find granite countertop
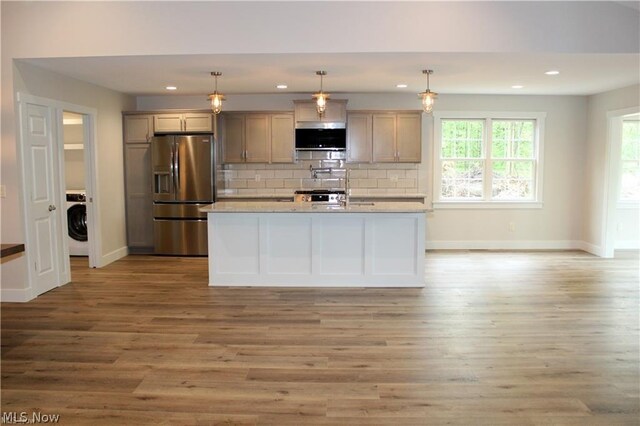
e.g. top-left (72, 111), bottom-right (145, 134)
top-left (201, 201), bottom-right (428, 213)
top-left (217, 193), bottom-right (426, 200)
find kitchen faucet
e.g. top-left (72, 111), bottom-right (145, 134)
top-left (342, 168), bottom-right (350, 207)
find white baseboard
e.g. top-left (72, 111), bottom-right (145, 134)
top-left (577, 241), bottom-right (603, 256)
top-left (1, 287), bottom-right (33, 303)
top-left (426, 240), bottom-right (584, 251)
top-left (95, 246), bottom-right (128, 268)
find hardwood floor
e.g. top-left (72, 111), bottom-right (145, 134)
top-left (2, 251), bottom-right (638, 425)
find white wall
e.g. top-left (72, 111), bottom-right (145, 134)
top-left (1, 61), bottom-right (135, 296)
top-left (616, 207), bottom-right (640, 249)
top-left (583, 85), bottom-right (640, 253)
top-left (63, 122), bottom-right (85, 190)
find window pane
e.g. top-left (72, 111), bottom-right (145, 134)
top-left (621, 121), bottom-right (639, 161)
top-left (441, 160), bottom-right (484, 199)
top-left (620, 121), bottom-right (640, 201)
top-left (492, 120), bottom-right (535, 159)
top-left (492, 160), bottom-right (534, 200)
top-left (441, 120), bottom-right (483, 159)
top-left (620, 160), bottom-right (640, 201)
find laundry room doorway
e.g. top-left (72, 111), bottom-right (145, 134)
top-left (62, 110), bottom-right (97, 273)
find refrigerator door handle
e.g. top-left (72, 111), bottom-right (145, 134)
top-left (175, 142), bottom-right (180, 192)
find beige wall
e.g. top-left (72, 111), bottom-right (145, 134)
top-left (583, 84), bottom-right (640, 252)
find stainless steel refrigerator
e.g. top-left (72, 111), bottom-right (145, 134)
top-left (151, 134), bottom-right (215, 255)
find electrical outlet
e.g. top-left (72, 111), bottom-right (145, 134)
top-left (255, 174), bottom-right (261, 182)
top-left (390, 174), bottom-right (398, 182)
top-left (508, 222), bottom-right (515, 232)
top-left (0, 185), bottom-right (5, 198)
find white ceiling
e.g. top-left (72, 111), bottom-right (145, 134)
top-left (23, 51), bottom-right (639, 97)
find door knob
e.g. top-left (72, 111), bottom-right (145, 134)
top-left (48, 205), bottom-right (56, 212)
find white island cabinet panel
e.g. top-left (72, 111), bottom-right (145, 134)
top-left (213, 215), bottom-right (260, 274)
top-left (318, 215), bottom-right (366, 275)
top-left (372, 216), bottom-right (419, 275)
top-left (206, 203), bottom-right (426, 287)
top-left (265, 215), bottom-right (312, 274)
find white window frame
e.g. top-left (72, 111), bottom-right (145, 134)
top-left (617, 118), bottom-right (640, 208)
top-left (432, 111), bottom-right (546, 209)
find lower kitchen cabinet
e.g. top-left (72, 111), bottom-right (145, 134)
top-left (124, 143), bottom-right (154, 251)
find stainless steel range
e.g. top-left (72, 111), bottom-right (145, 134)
top-left (294, 189), bottom-right (345, 204)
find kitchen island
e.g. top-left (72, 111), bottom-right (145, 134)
top-left (201, 201), bottom-right (427, 287)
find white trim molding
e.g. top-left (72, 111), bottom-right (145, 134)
top-left (96, 246), bottom-right (129, 268)
top-left (426, 240), bottom-right (585, 251)
top-left (432, 111), bottom-right (546, 208)
top-left (1, 287), bottom-right (34, 303)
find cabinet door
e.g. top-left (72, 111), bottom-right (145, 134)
top-left (323, 101), bottom-right (347, 122)
top-left (346, 113), bottom-right (372, 163)
top-left (245, 114), bottom-right (270, 163)
top-left (124, 144), bottom-right (153, 248)
top-left (372, 114), bottom-right (397, 163)
top-left (124, 115), bottom-right (153, 143)
top-left (154, 114), bottom-right (183, 133)
top-left (294, 102), bottom-right (321, 122)
top-left (396, 114), bottom-right (422, 163)
top-left (184, 113), bottom-right (213, 132)
top-left (270, 114), bottom-right (295, 163)
top-left (222, 114), bottom-right (245, 163)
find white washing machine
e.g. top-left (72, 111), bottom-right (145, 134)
top-left (66, 190), bottom-right (88, 256)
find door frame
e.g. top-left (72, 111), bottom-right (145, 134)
top-left (16, 93), bottom-right (100, 298)
top-left (601, 106), bottom-right (640, 258)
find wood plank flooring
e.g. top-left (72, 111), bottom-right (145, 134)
top-left (2, 251), bottom-right (638, 425)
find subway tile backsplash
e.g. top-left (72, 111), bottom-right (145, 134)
top-left (218, 159), bottom-right (423, 196)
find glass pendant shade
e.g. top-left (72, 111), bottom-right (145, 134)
top-left (314, 92), bottom-right (328, 115)
top-left (421, 91), bottom-right (436, 114)
top-left (312, 71), bottom-right (330, 116)
top-left (418, 69), bottom-right (437, 114)
top-left (209, 92), bottom-right (224, 114)
top-left (207, 72), bottom-right (225, 114)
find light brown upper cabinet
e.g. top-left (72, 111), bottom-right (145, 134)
top-left (346, 113), bottom-right (372, 163)
top-left (270, 114), bottom-right (295, 163)
top-left (372, 112), bottom-right (422, 163)
top-left (124, 115), bottom-right (154, 143)
top-left (221, 113), bottom-right (271, 163)
top-left (154, 113), bottom-right (213, 133)
top-left (294, 100), bottom-right (347, 123)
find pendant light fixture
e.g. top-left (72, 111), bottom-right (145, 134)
top-left (208, 71), bottom-right (225, 114)
top-left (418, 69), bottom-right (437, 114)
top-left (312, 71), bottom-right (330, 116)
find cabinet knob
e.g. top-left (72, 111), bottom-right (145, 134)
top-left (48, 205), bottom-right (56, 212)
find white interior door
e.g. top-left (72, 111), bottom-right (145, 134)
top-left (21, 100), bottom-right (64, 296)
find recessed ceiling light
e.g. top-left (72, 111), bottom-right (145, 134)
top-left (276, 84), bottom-right (288, 89)
top-left (512, 85), bottom-right (524, 89)
top-left (545, 70), bottom-right (560, 75)
top-left (165, 86), bottom-right (177, 91)
top-left (396, 84), bottom-right (408, 88)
